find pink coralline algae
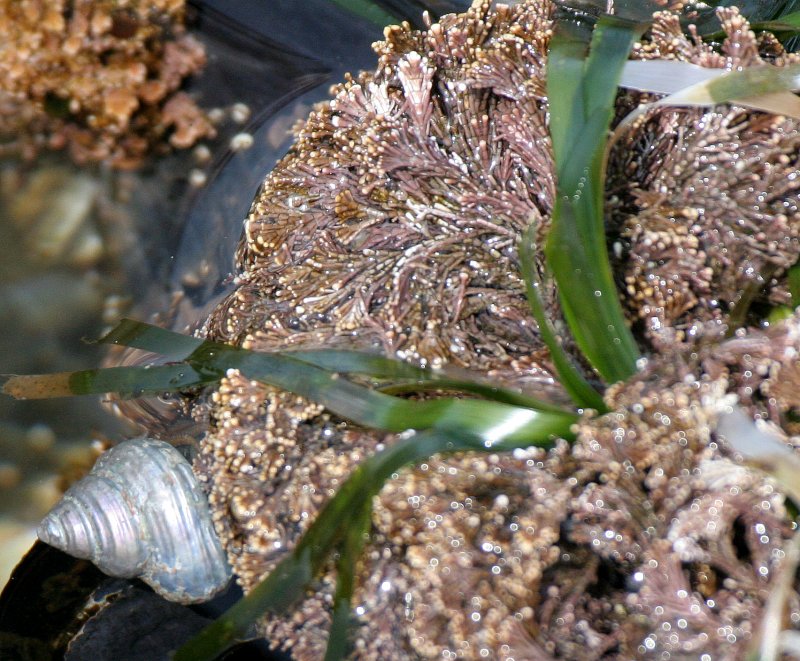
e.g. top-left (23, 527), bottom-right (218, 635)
top-left (180, 2), bottom-right (800, 658)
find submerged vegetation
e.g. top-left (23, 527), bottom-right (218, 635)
top-left (9, 0), bottom-right (800, 658)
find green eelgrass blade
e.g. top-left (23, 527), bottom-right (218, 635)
top-left (789, 263), bottom-right (800, 307)
top-left (99, 319), bottom-right (434, 378)
top-left (69, 364), bottom-right (212, 397)
top-left (753, 12), bottom-right (800, 32)
top-left (175, 423), bottom-right (565, 661)
top-left (5, 321), bottom-right (576, 445)
top-left (689, 62), bottom-right (800, 105)
top-left (771, 261), bottom-right (800, 320)
top-left (518, 226), bottom-right (605, 411)
top-left (325, 570), bottom-right (357, 661)
top-left (545, 16), bottom-right (642, 385)
top-left (328, 0), bottom-right (400, 27)
top-left (99, 318), bottom-right (203, 360)
top-left (289, 349), bottom-right (433, 378)
top-left (94, 319), bottom-right (560, 411)
top-left (186, 341), bottom-right (576, 446)
top-left (619, 59), bottom-right (800, 118)
top-left (288, 350), bottom-right (561, 411)
top-left (324, 502), bottom-right (371, 661)
top-left (377, 378), bottom-right (563, 411)
top-left (2, 364), bottom-right (213, 400)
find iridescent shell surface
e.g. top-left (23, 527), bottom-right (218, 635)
top-left (37, 438), bottom-right (231, 604)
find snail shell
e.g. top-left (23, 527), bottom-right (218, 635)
top-left (37, 438), bottom-right (232, 604)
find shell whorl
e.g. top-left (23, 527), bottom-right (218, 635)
top-left (37, 438), bottom-right (232, 604)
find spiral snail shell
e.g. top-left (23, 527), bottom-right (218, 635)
top-left (37, 438), bottom-right (232, 604)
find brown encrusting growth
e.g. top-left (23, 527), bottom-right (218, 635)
top-left (191, 2), bottom-right (800, 659)
top-left (0, 0), bottom-right (214, 167)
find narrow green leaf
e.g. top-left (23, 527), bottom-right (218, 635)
top-left (377, 377), bottom-right (564, 412)
top-left (607, 0), bottom-right (683, 23)
top-left (174, 546), bottom-right (315, 661)
top-left (2, 364), bottom-right (212, 400)
top-left (97, 320), bottom-right (561, 411)
top-left (789, 263), bottom-right (800, 307)
top-left (99, 318), bottom-right (203, 360)
top-left (289, 349), bottom-right (432, 379)
top-left (325, 582), bottom-right (356, 661)
top-left (753, 13), bottom-right (800, 31)
top-left (545, 25), bottom-right (587, 173)
top-left (328, 0), bottom-right (400, 28)
top-left (545, 16), bottom-right (642, 384)
top-left (547, 199), bottom-right (640, 383)
top-left (5, 321), bottom-right (576, 445)
top-left (325, 503), bottom-right (371, 661)
top-left (706, 62), bottom-right (800, 103)
top-left (187, 341), bottom-right (576, 447)
top-left (619, 59), bottom-right (800, 118)
top-left (69, 364), bottom-right (213, 398)
top-left (518, 226), bottom-right (606, 411)
top-left (289, 350), bottom-right (561, 411)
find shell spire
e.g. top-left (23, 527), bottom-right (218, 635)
top-left (37, 438), bottom-right (232, 604)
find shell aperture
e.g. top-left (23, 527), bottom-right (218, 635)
top-left (37, 438), bottom-right (232, 604)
